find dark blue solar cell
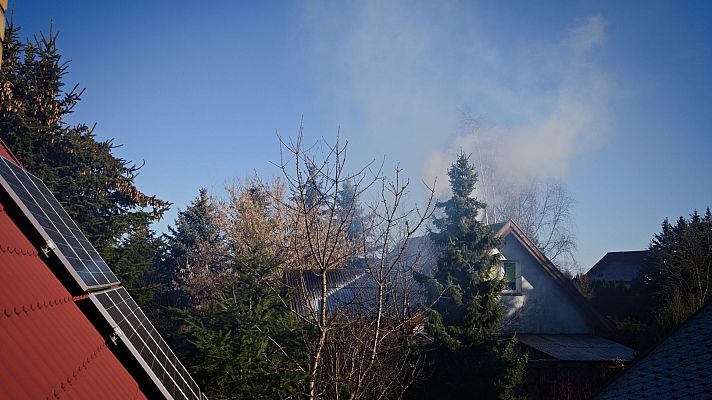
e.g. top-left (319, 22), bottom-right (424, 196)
top-left (95, 292), bottom-right (115, 310)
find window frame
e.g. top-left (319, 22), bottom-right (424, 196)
top-left (501, 260), bottom-right (522, 295)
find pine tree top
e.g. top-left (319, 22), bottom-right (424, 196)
top-left (0, 23), bottom-right (170, 253)
top-left (448, 151), bottom-right (478, 199)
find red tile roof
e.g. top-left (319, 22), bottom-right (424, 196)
top-left (0, 182), bottom-right (149, 398)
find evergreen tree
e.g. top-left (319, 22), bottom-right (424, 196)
top-left (429, 152), bottom-right (503, 346)
top-left (163, 189), bottom-right (222, 271)
top-left (304, 164), bottom-right (322, 211)
top-left (0, 23), bottom-right (169, 256)
top-left (411, 152), bottom-right (525, 400)
top-left (183, 240), bottom-right (309, 400)
top-left (103, 221), bottom-right (164, 307)
top-left (336, 178), bottom-right (364, 240)
top-left (171, 184), bottom-right (310, 399)
top-left (148, 188), bottom-right (230, 361)
top-left (641, 208), bottom-right (712, 336)
top-left (161, 188), bottom-right (230, 306)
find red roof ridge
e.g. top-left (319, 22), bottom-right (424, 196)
top-left (0, 138), bottom-right (24, 168)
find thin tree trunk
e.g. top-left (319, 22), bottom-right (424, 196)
top-left (348, 283), bottom-right (384, 400)
top-left (370, 284), bottom-right (384, 365)
top-left (309, 270), bottom-right (329, 400)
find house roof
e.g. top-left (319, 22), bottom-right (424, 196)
top-left (488, 221), bottom-right (508, 234)
top-left (594, 302), bottom-right (712, 399)
top-left (586, 250), bottom-right (648, 282)
top-left (284, 268), bottom-right (366, 315)
top-left (493, 220), bottom-right (614, 333)
top-left (0, 139), bottom-right (22, 167)
top-left (0, 195), bottom-right (149, 399)
top-left (518, 334), bottom-right (636, 362)
top-left (0, 141), bottom-right (204, 399)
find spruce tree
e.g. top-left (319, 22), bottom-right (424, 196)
top-left (642, 208), bottom-right (712, 336)
top-left (184, 233), bottom-right (308, 400)
top-left (163, 189), bottom-right (224, 270)
top-left (104, 220), bottom-right (164, 307)
top-left (175, 185), bottom-right (309, 399)
top-left (411, 152), bottom-right (525, 400)
top-left (304, 164), bottom-right (322, 211)
top-left (161, 188), bottom-right (229, 305)
top-left (429, 152), bottom-right (503, 346)
top-left (149, 188), bottom-right (229, 359)
top-left (0, 23), bottom-right (169, 256)
top-left (336, 178), bottom-right (364, 240)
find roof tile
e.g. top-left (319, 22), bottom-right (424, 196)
top-left (0, 196), bottom-right (148, 399)
top-left (595, 303), bottom-right (712, 399)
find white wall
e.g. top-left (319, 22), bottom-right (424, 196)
top-left (499, 232), bottom-right (593, 334)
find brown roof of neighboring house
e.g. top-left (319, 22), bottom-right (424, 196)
top-left (518, 334), bottom-right (636, 362)
top-left (493, 219), bottom-right (614, 333)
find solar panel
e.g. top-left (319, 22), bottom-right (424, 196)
top-left (90, 287), bottom-right (206, 400)
top-left (0, 155), bottom-right (119, 289)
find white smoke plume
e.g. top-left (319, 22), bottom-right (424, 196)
top-left (426, 15), bottom-right (611, 195)
top-left (299, 4), bottom-right (612, 198)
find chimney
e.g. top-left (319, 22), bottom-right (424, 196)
top-left (0, 0), bottom-right (7, 66)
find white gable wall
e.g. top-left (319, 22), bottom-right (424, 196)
top-left (499, 232), bottom-right (593, 334)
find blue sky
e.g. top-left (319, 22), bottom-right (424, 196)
top-left (11, 1), bottom-right (712, 270)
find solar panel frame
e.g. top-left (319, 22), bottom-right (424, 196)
top-left (0, 155), bottom-right (119, 290)
top-left (90, 287), bottom-right (206, 400)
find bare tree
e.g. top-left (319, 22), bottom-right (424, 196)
top-left (185, 127), bottom-right (436, 399)
top-left (495, 180), bottom-right (577, 268)
top-left (275, 128), bottom-right (435, 400)
top-left (275, 131), bottom-right (371, 400)
top-left (340, 166), bottom-right (435, 399)
top-left (460, 111), bottom-right (578, 270)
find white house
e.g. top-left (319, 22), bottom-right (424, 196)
top-left (491, 220), bottom-right (635, 399)
top-left (492, 220), bottom-right (611, 335)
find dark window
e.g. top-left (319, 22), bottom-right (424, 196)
top-left (503, 261), bottom-right (517, 291)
